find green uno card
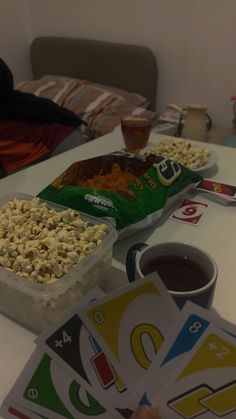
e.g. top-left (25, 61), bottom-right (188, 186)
top-left (5, 348), bottom-right (112, 419)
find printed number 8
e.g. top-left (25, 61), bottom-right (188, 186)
top-left (189, 321), bottom-right (202, 334)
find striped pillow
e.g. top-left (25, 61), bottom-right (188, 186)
top-left (17, 78), bottom-right (157, 140)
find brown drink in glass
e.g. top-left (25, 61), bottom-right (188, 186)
top-left (121, 117), bottom-right (152, 151)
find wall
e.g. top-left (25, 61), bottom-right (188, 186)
top-left (5, 0), bottom-right (236, 128)
top-left (27, 0), bottom-right (192, 119)
top-left (0, 0), bottom-right (33, 84)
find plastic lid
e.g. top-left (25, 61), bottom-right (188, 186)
top-left (187, 103), bottom-right (207, 110)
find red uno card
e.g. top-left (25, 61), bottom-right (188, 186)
top-left (197, 179), bottom-right (236, 202)
top-left (170, 199), bottom-right (209, 226)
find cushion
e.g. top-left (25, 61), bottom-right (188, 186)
top-left (17, 77), bottom-right (157, 140)
top-left (40, 74), bottom-right (150, 108)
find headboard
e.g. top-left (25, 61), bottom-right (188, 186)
top-left (30, 37), bottom-right (158, 110)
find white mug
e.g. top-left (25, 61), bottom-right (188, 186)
top-left (126, 242), bottom-right (218, 309)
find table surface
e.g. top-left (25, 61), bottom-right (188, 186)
top-left (1, 130), bottom-right (236, 408)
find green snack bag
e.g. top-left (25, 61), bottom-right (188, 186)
top-left (38, 151), bottom-right (201, 237)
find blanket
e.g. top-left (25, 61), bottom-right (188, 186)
top-left (0, 58), bottom-right (85, 177)
top-left (0, 119), bottom-right (76, 178)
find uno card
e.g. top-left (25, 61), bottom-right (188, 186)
top-left (170, 199), bottom-right (209, 225)
top-left (5, 348), bottom-right (112, 419)
top-left (156, 325), bottom-right (236, 418)
top-left (79, 273), bottom-right (179, 388)
top-left (128, 302), bottom-right (236, 410)
top-left (197, 179), bottom-right (236, 202)
top-left (36, 290), bottom-right (134, 418)
top-left (2, 288), bottom-right (109, 419)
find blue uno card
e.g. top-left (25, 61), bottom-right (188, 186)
top-left (128, 301), bottom-right (236, 410)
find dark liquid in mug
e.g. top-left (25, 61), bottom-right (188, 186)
top-left (141, 255), bottom-right (209, 292)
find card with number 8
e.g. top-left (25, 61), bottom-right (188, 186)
top-left (127, 302), bottom-right (236, 411)
top-left (156, 325), bottom-right (236, 418)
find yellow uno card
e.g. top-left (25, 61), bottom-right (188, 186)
top-left (79, 273), bottom-right (179, 388)
top-left (157, 325), bottom-right (236, 418)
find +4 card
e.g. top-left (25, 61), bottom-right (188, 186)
top-left (4, 287), bottom-right (123, 418)
top-left (79, 273), bottom-right (179, 389)
top-left (128, 301), bottom-right (236, 410)
top-left (156, 325), bottom-right (236, 418)
top-left (36, 305), bottom-right (133, 418)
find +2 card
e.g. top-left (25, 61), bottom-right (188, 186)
top-left (128, 301), bottom-right (236, 410)
top-left (157, 325), bottom-right (236, 418)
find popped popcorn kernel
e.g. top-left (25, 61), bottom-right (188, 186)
top-left (144, 138), bottom-right (210, 169)
top-left (0, 197), bottom-right (107, 284)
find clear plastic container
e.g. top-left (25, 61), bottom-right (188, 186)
top-left (0, 193), bottom-right (117, 333)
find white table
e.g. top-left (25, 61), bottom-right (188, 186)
top-left (0, 130), bottom-right (236, 408)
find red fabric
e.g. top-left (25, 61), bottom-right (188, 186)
top-left (0, 119), bottom-right (75, 175)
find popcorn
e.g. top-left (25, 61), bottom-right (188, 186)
top-left (144, 138), bottom-right (210, 169)
top-left (0, 197), bottom-right (107, 284)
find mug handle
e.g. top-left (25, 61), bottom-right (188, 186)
top-left (126, 242), bottom-right (147, 282)
top-left (206, 113), bottom-right (212, 131)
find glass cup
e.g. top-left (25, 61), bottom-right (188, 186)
top-left (121, 116), bottom-right (152, 152)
